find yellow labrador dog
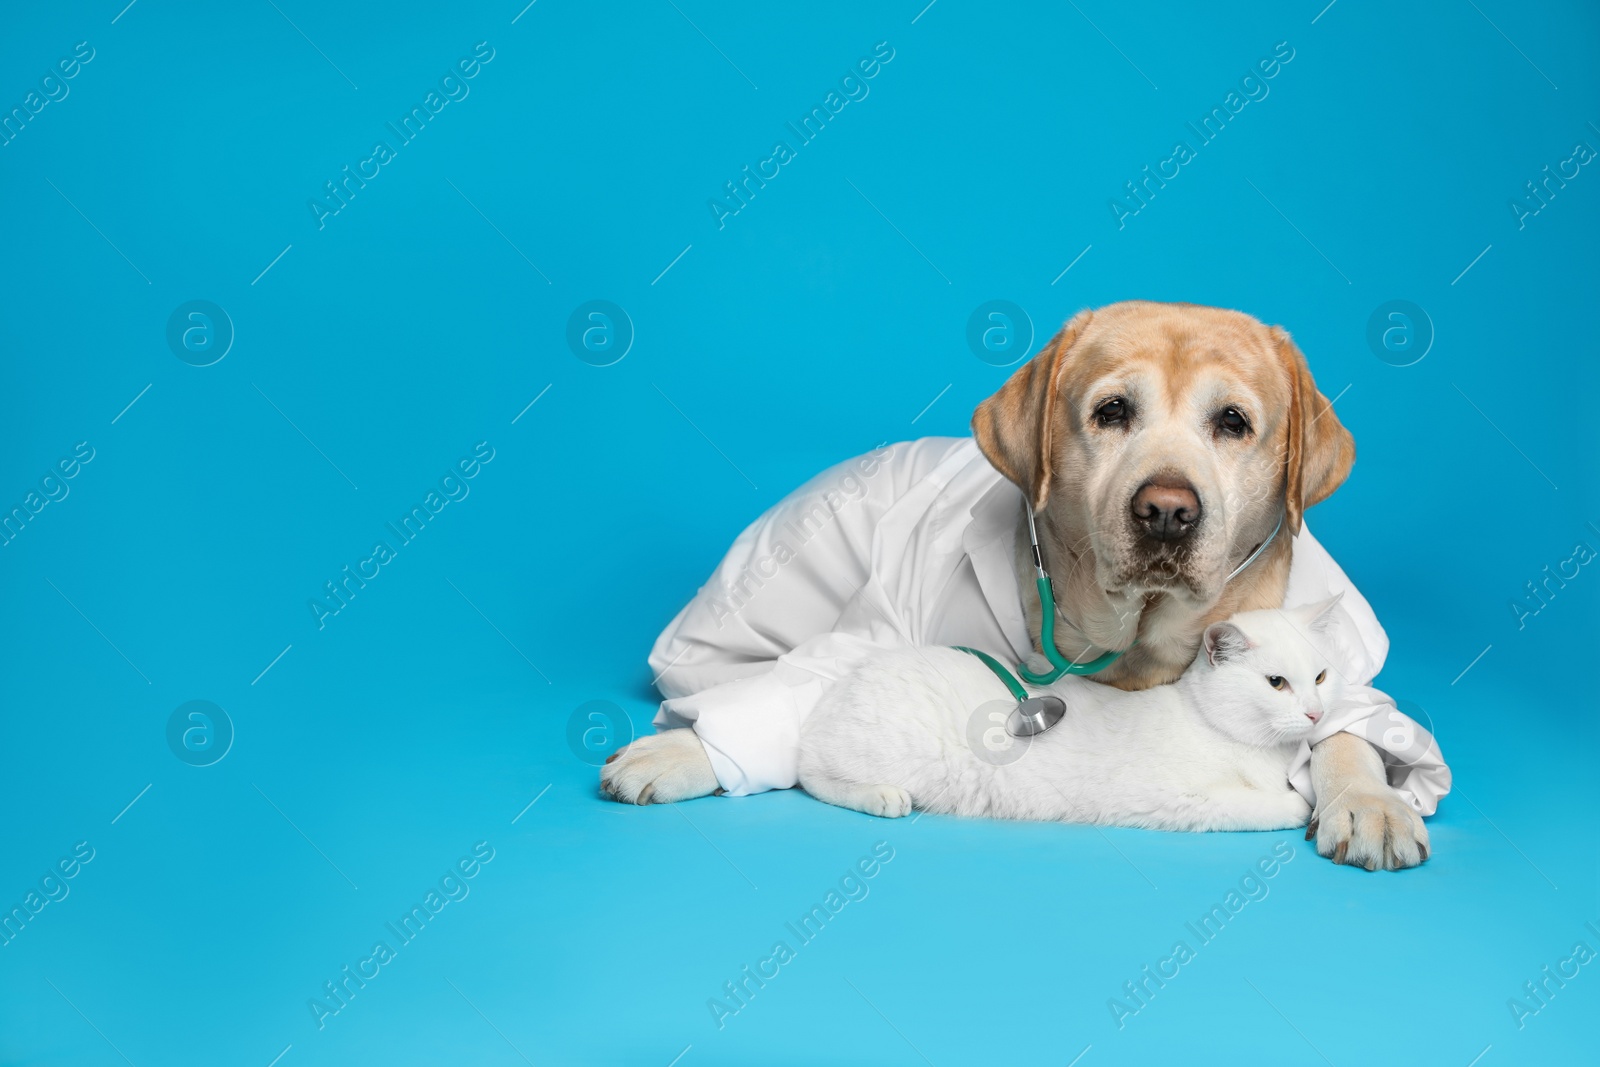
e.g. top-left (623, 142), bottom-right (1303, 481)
top-left (606, 301), bottom-right (1427, 870)
top-left (977, 301), bottom-right (1344, 690)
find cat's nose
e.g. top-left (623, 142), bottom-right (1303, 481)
top-left (1304, 709), bottom-right (1321, 723)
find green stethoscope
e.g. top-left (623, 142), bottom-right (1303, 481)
top-left (956, 503), bottom-right (1284, 738)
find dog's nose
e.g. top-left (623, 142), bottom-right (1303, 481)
top-left (1130, 477), bottom-right (1201, 542)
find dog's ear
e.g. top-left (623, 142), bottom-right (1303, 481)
top-left (971, 309), bottom-right (1094, 510)
top-left (1271, 327), bottom-right (1354, 535)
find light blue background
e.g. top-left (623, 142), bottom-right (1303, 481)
top-left (1, 1), bottom-right (1596, 1064)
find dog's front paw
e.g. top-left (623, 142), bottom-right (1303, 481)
top-left (600, 729), bottom-right (720, 805)
top-left (1308, 787), bottom-right (1429, 870)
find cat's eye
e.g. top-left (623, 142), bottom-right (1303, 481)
top-left (1267, 675), bottom-right (1286, 690)
top-left (1315, 670), bottom-right (1327, 685)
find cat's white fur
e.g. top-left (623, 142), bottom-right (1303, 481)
top-left (797, 597), bottom-right (1344, 832)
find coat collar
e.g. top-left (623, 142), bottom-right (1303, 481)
top-left (961, 472), bottom-right (1035, 661)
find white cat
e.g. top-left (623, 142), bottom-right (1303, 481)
top-left (797, 597), bottom-right (1346, 832)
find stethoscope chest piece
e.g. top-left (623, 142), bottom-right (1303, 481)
top-left (1007, 695), bottom-right (1067, 738)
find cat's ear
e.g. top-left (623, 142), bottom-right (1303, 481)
top-left (1203, 621), bottom-right (1254, 666)
top-left (1296, 592), bottom-right (1344, 635)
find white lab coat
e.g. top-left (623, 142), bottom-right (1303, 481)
top-left (650, 437), bottom-right (1450, 815)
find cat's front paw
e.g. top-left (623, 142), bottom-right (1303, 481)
top-left (1280, 790), bottom-right (1313, 829)
top-left (863, 785), bottom-right (913, 819)
top-left (1308, 787), bottom-right (1428, 870)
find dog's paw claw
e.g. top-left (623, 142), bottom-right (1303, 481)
top-left (599, 729), bottom-right (720, 805)
top-left (1313, 788), bottom-right (1429, 871)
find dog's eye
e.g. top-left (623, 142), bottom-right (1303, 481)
top-left (1094, 397), bottom-right (1129, 427)
top-left (1316, 670), bottom-right (1327, 685)
top-left (1267, 675), bottom-right (1286, 690)
top-left (1216, 407), bottom-right (1251, 437)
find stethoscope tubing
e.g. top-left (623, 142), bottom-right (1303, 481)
top-left (1012, 502), bottom-right (1283, 687)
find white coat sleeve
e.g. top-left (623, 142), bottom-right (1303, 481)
top-left (654, 606), bottom-right (914, 795)
top-left (647, 438), bottom-right (971, 795)
top-left (1283, 525), bottom-right (1452, 816)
